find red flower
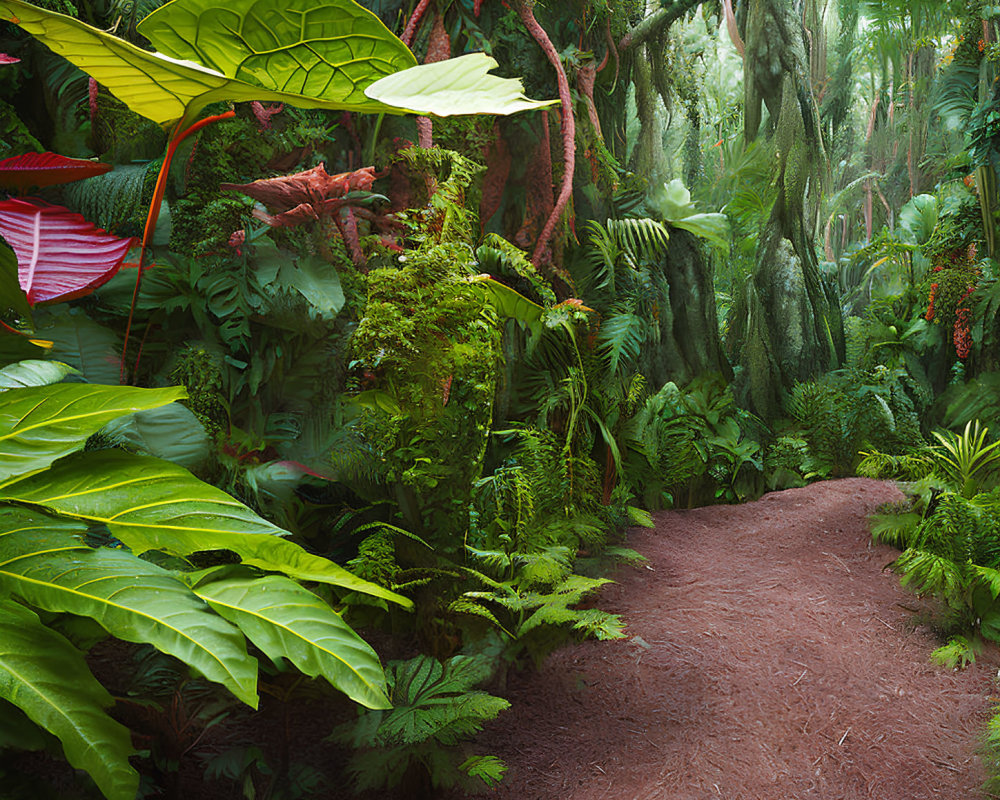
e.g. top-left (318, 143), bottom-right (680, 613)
top-left (926, 283), bottom-right (939, 321)
top-left (954, 307), bottom-right (972, 359)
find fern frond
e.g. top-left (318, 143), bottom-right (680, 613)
top-left (930, 635), bottom-right (979, 670)
top-left (602, 545), bottom-right (648, 566)
top-left (894, 548), bottom-right (966, 602)
top-left (857, 449), bottom-right (934, 480)
top-left (597, 310), bottom-right (646, 376)
top-left (373, 655), bottom-right (508, 747)
top-left (446, 597), bottom-right (511, 636)
top-left (464, 546), bottom-right (513, 576)
top-left (64, 162), bottom-right (158, 237)
top-left (513, 546), bottom-right (572, 587)
top-left (517, 575), bottom-right (612, 636)
top-left (459, 755), bottom-right (507, 789)
top-left (570, 608), bottom-right (627, 640)
top-left (869, 511), bottom-right (922, 549)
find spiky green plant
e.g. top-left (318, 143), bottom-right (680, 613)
top-left (930, 420), bottom-right (1000, 499)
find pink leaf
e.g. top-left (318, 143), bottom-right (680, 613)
top-left (0, 198), bottom-right (135, 305)
top-left (221, 164), bottom-right (376, 213)
top-left (0, 54), bottom-right (19, 64)
top-left (0, 152), bottom-right (112, 191)
top-left (251, 202), bottom-right (320, 228)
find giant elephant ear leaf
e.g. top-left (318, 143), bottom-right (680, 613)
top-left (136, 0), bottom-right (416, 105)
top-left (0, 508), bottom-right (259, 707)
top-left (0, 0), bottom-right (552, 127)
top-left (0, 0), bottom-right (405, 126)
top-left (0, 0), bottom-right (233, 126)
top-left (0, 599), bottom-right (139, 800)
top-left (186, 569), bottom-right (391, 709)
top-left (0, 198), bottom-right (135, 305)
top-left (365, 52), bottom-right (559, 116)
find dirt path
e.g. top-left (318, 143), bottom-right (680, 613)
top-left (468, 479), bottom-right (1000, 799)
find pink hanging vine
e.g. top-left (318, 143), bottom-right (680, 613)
top-left (512, 0), bottom-right (575, 282)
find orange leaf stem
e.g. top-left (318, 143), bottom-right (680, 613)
top-left (121, 109), bottom-right (236, 382)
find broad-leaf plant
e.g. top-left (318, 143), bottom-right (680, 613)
top-left (0, 365), bottom-right (410, 800)
top-left (0, 0), bottom-right (555, 372)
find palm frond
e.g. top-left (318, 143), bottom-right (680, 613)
top-left (607, 217), bottom-right (670, 264)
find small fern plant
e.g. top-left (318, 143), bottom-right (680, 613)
top-left (450, 544), bottom-right (626, 671)
top-left (330, 654), bottom-right (509, 798)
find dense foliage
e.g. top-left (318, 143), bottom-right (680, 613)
top-left (2, 0), bottom-right (1000, 796)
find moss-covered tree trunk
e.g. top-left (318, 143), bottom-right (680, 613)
top-left (642, 228), bottom-right (732, 386)
top-left (733, 0), bottom-right (843, 419)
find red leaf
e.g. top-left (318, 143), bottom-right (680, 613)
top-left (0, 152), bottom-right (112, 191)
top-left (221, 164), bottom-right (375, 213)
top-left (251, 202), bottom-right (320, 228)
top-left (0, 198), bottom-right (135, 305)
top-left (0, 54), bottom-right (19, 64)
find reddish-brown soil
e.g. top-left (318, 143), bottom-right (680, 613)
top-left (465, 478), bottom-right (1000, 800)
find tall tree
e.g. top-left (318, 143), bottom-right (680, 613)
top-left (731, 0), bottom-right (843, 418)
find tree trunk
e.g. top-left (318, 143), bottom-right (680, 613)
top-left (734, 0), bottom-right (843, 418)
top-left (642, 229), bottom-right (732, 387)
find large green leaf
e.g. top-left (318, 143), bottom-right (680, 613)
top-left (102, 402), bottom-right (212, 472)
top-left (188, 569), bottom-right (390, 709)
top-left (0, 507), bottom-right (258, 707)
top-left (0, 450), bottom-right (412, 607)
top-left (0, 359), bottom-right (77, 389)
top-left (898, 193), bottom-right (938, 247)
top-left (280, 256), bottom-right (345, 321)
top-left (467, 275), bottom-right (544, 337)
top-left (0, 0), bottom-right (553, 127)
top-left (0, 599), bottom-right (138, 800)
top-left (36, 311), bottom-right (123, 384)
top-left (0, 0), bottom-right (406, 127)
top-left (136, 0), bottom-right (416, 105)
top-left (0, 697), bottom-right (51, 751)
top-left (0, 383), bottom-right (185, 485)
top-left (651, 178), bottom-right (731, 252)
top-left (364, 53), bottom-right (558, 116)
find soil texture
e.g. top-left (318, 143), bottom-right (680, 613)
top-left (465, 478), bottom-right (1000, 800)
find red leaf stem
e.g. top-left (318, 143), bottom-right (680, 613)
top-left (121, 109), bottom-right (236, 382)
